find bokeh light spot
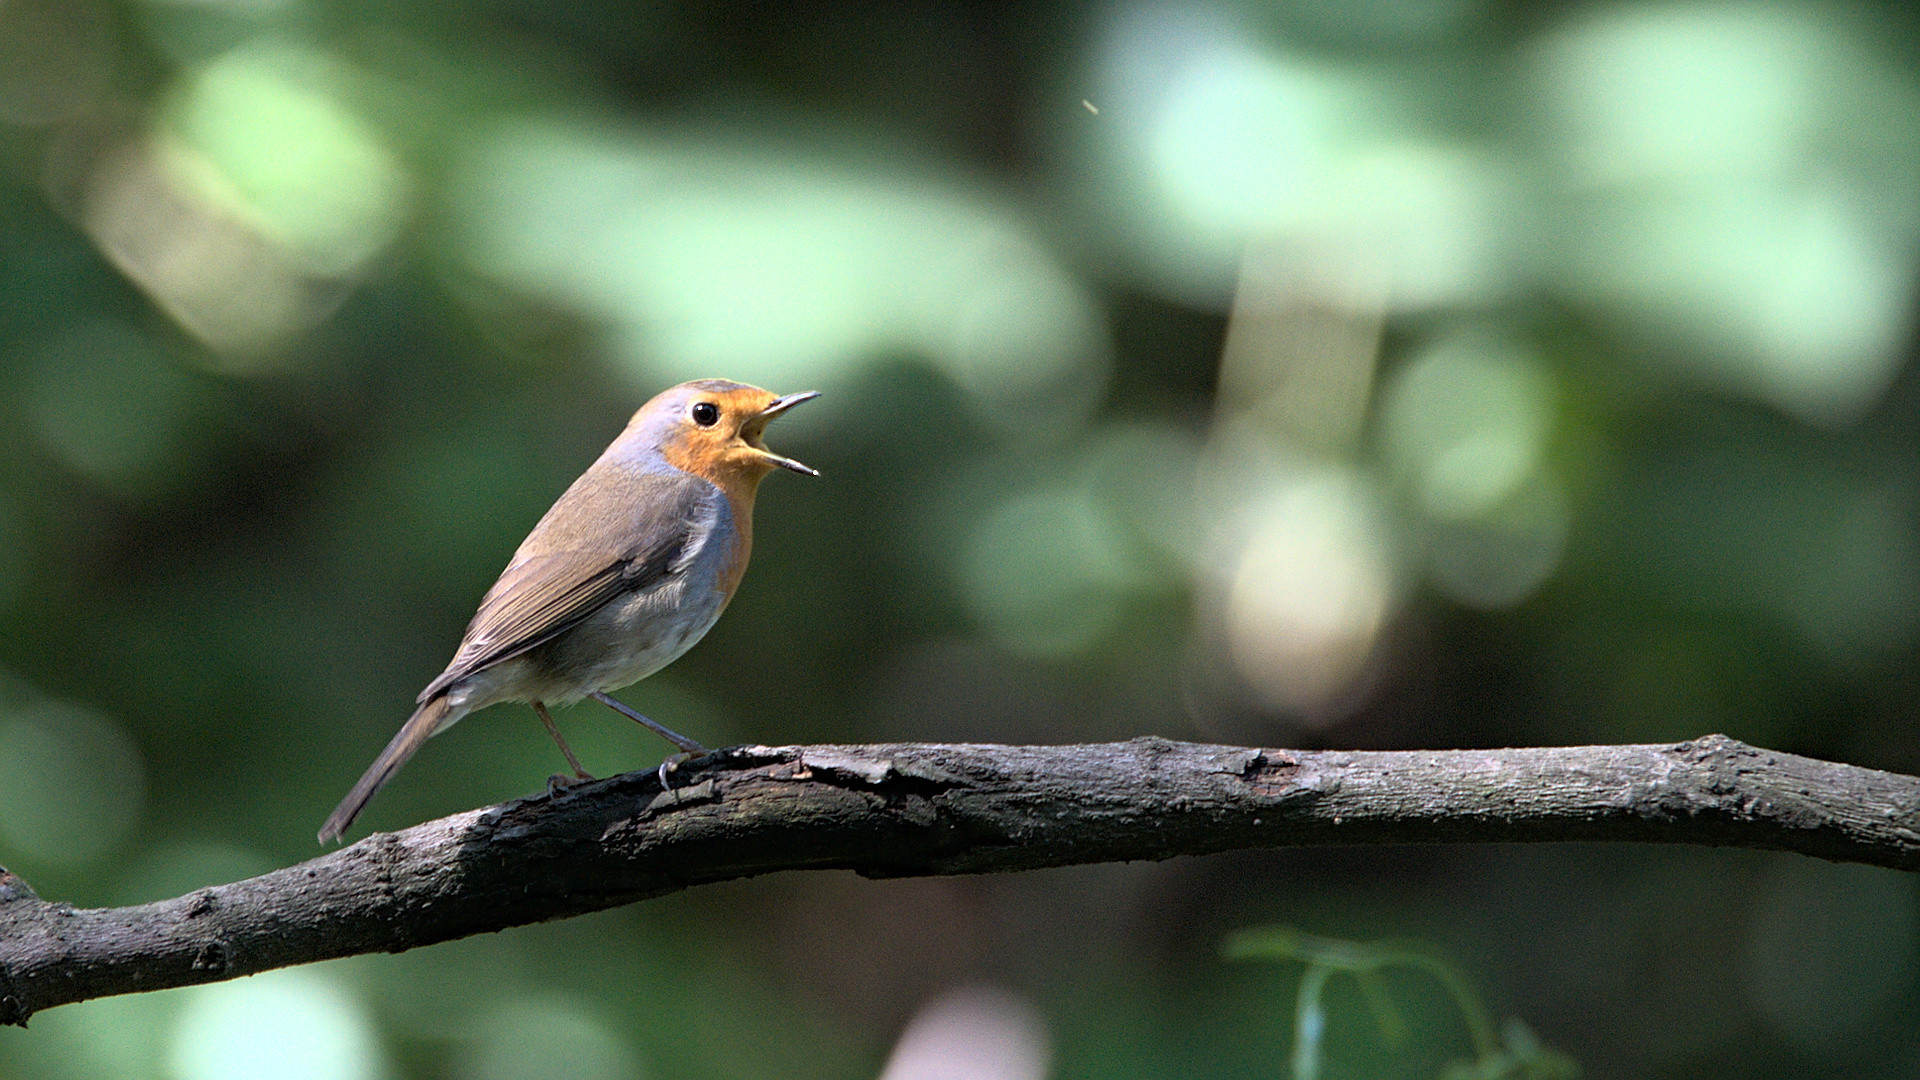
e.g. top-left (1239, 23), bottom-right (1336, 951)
top-left (1090, 5), bottom-right (1524, 310)
top-left (1216, 471), bottom-right (1397, 713)
top-left (168, 968), bottom-right (385, 1080)
top-left (1426, 478), bottom-right (1569, 610)
top-left (76, 39), bottom-right (408, 359)
top-left (1149, 46), bottom-right (1336, 236)
top-left (451, 120), bottom-right (1104, 428)
top-left (169, 40), bottom-right (410, 276)
top-left (1565, 185), bottom-right (1913, 424)
top-left (879, 986), bottom-right (1051, 1080)
top-left (1380, 331), bottom-right (1556, 521)
top-left (1535, 3), bottom-right (1816, 185)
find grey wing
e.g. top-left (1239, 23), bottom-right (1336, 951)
top-left (418, 471), bottom-right (714, 702)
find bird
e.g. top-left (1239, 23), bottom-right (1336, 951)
top-left (318, 378), bottom-right (819, 843)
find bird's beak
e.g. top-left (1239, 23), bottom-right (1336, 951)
top-left (753, 391), bottom-right (821, 476)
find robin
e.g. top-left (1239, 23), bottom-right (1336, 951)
top-left (318, 378), bottom-right (819, 843)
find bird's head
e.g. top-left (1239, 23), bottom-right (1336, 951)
top-left (631, 379), bottom-right (820, 489)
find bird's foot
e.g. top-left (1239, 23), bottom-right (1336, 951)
top-left (545, 770), bottom-right (595, 798)
top-left (657, 751), bottom-right (696, 801)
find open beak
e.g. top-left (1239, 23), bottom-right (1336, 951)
top-left (754, 390), bottom-right (821, 476)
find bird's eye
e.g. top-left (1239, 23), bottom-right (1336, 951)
top-left (691, 402), bottom-right (720, 427)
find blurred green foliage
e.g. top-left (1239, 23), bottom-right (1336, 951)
top-left (3, 0), bottom-right (1919, 1076)
top-left (1224, 926), bottom-right (1579, 1080)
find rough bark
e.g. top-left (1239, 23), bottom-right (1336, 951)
top-left (4, 734), bottom-right (1918, 1025)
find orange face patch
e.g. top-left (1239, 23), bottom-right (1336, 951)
top-left (657, 386), bottom-right (786, 487)
top-left (656, 384), bottom-right (815, 493)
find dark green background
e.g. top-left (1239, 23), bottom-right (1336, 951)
top-left (2, 0), bottom-right (1918, 1076)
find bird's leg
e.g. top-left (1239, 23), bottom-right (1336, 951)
top-left (533, 701), bottom-right (594, 787)
top-left (587, 692), bottom-right (705, 801)
top-left (588, 692), bottom-right (708, 753)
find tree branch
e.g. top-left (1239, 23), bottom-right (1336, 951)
top-left (4, 734), bottom-right (1918, 1024)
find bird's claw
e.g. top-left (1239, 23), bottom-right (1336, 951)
top-left (545, 770), bottom-right (594, 798)
top-left (657, 751), bottom-right (696, 801)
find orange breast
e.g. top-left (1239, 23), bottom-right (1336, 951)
top-left (715, 483), bottom-right (754, 601)
top-left (661, 436), bottom-right (763, 603)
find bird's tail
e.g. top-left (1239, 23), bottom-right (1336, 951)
top-left (318, 695), bottom-right (455, 844)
